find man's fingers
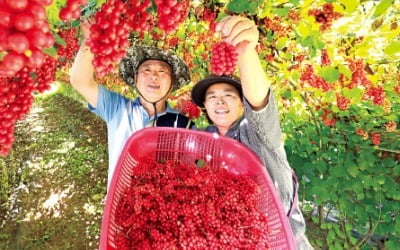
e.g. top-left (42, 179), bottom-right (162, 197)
top-left (224, 20), bottom-right (255, 45)
top-left (216, 16), bottom-right (248, 37)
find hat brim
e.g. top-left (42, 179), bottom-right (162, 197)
top-left (119, 46), bottom-right (190, 91)
top-left (191, 75), bottom-right (242, 108)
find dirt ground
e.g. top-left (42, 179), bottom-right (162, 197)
top-left (0, 87), bottom-right (108, 250)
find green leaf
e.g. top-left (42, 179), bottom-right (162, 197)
top-left (338, 0), bottom-right (360, 13)
top-left (248, 2), bottom-right (259, 14)
top-left (312, 34), bottom-right (325, 50)
top-left (310, 186), bottom-right (329, 203)
top-left (338, 64), bottom-right (352, 79)
top-left (319, 66), bottom-right (340, 83)
top-left (176, 27), bottom-right (186, 40)
top-left (94, 0), bottom-right (106, 8)
top-left (276, 37), bottom-right (287, 50)
top-left (43, 47), bottom-right (58, 57)
top-left (291, 71), bottom-right (300, 81)
top-left (226, 0), bottom-right (250, 13)
top-left (376, 175), bottom-right (386, 185)
top-left (384, 41), bottom-right (400, 56)
top-left (330, 165), bottom-right (346, 177)
top-left (343, 88), bottom-right (363, 101)
top-left (196, 159), bottom-right (206, 168)
top-left (344, 155), bottom-right (359, 177)
top-left (373, 0), bottom-right (394, 17)
top-left (54, 33), bottom-right (66, 47)
top-left (272, 7), bottom-right (290, 17)
top-left (296, 21), bottom-right (311, 37)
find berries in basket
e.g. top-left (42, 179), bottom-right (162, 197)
top-left (99, 127), bottom-right (296, 249)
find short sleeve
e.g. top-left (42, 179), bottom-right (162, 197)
top-left (88, 85), bottom-right (125, 123)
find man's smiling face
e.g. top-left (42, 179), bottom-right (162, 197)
top-left (136, 60), bottom-right (173, 103)
top-left (204, 82), bottom-right (244, 129)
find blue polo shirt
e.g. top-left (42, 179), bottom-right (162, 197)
top-left (89, 85), bottom-right (191, 188)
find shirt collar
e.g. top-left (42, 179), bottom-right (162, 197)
top-left (206, 115), bottom-right (244, 140)
top-left (133, 97), bottom-right (179, 115)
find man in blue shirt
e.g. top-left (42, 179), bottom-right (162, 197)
top-left (70, 23), bottom-right (192, 188)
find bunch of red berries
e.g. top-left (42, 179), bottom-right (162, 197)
top-left (210, 41), bottom-right (238, 76)
top-left (126, 0), bottom-right (153, 33)
top-left (348, 59), bottom-right (371, 88)
top-left (321, 49), bottom-right (331, 66)
top-left (300, 65), bottom-right (331, 92)
top-left (336, 93), bottom-right (351, 110)
top-left (0, 67), bottom-right (35, 156)
top-left (264, 16), bottom-right (290, 38)
top-left (34, 55), bottom-right (57, 93)
top-left (57, 28), bottom-right (80, 66)
top-left (322, 108), bottom-right (335, 127)
top-left (385, 121), bottom-right (397, 132)
top-left (59, 0), bottom-right (88, 21)
top-left (364, 86), bottom-right (385, 106)
top-left (155, 0), bottom-right (190, 34)
top-left (87, 0), bottom-right (130, 78)
top-left (180, 99), bottom-right (201, 119)
top-left (371, 133), bottom-right (381, 146)
top-left (0, 0), bottom-right (54, 78)
top-left (308, 3), bottom-right (342, 31)
top-left (112, 158), bottom-right (270, 248)
top-left (202, 8), bottom-right (217, 31)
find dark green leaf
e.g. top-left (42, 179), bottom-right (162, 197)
top-left (226, 0), bottom-right (250, 13)
top-left (54, 33), bottom-right (66, 47)
top-left (248, 2), bottom-right (259, 14)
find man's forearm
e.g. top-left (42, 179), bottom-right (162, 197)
top-left (70, 43), bottom-right (95, 87)
top-left (238, 48), bottom-right (270, 110)
top-left (69, 42), bottom-right (99, 107)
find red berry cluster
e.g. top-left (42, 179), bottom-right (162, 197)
top-left (356, 128), bottom-right (368, 140)
top-left (394, 84), bottom-right (400, 95)
top-left (0, 67), bottom-right (35, 156)
top-left (180, 99), bottom-right (201, 119)
top-left (59, 0), bottom-right (88, 21)
top-left (309, 3), bottom-right (342, 31)
top-left (322, 108), bottom-right (335, 127)
top-left (300, 65), bottom-right (331, 92)
top-left (336, 93), bottom-right (350, 110)
top-left (0, 0), bottom-right (54, 78)
top-left (87, 0), bottom-right (130, 78)
top-left (321, 49), bottom-right (331, 66)
top-left (155, 0), bottom-right (190, 34)
top-left (34, 55), bottom-right (57, 93)
top-left (202, 8), bottom-right (217, 31)
top-left (364, 86), bottom-right (385, 106)
top-left (210, 41), bottom-right (238, 76)
top-left (287, 9), bottom-right (301, 23)
top-left (57, 28), bottom-right (80, 66)
top-left (126, 0), bottom-right (153, 33)
top-left (347, 59), bottom-right (371, 88)
top-left (385, 121), bottom-right (397, 132)
top-left (371, 133), bottom-right (381, 146)
top-left (112, 159), bottom-right (270, 248)
top-left (264, 16), bottom-right (290, 38)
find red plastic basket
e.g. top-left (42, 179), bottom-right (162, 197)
top-left (99, 127), bottom-right (296, 250)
